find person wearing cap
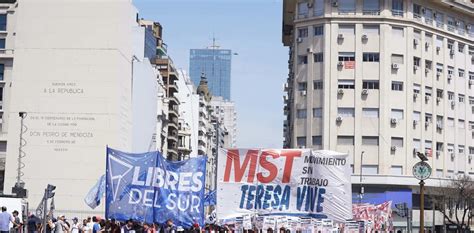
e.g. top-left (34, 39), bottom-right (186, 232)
top-left (0, 207), bottom-right (16, 233)
top-left (53, 215), bottom-right (69, 233)
top-left (70, 218), bottom-right (80, 233)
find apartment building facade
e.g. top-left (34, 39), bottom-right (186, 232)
top-left (282, 0), bottom-right (473, 230)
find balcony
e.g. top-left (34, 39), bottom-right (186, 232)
top-left (169, 96), bottom-right (180, 106)
top-left (168, 131), bottom-right (178, 142)
top-left (168, 117), bottom-right (178, 130)
top-left (169, 105), bottom-right (178, 117)
top-left (198, 144), bottom-right (207, 153)
top-left (166, 81), bottom-right (178, 94)
top-left (391, 9), bottom-right (403, 17)
top-left (413, 13), bottom-right (422, 21)
top-left (0, 49), bottom-right (13, 58)
top-left (436, 21), bottom-right (444, 28)
top-left (362, 10), bottom-right (380, 15)
top-left (338, 9), bottom-right (356, 15)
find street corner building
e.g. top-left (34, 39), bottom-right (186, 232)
top-left (0, 0), bottom-right (160, 216)
top-left (282, 0), bottom-right (473, 231)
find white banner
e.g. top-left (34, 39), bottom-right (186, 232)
top-left (217, 149), bottom-right (352, 221)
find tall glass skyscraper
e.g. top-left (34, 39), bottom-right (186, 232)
top-left (189, 48), bottom-right (232, 100)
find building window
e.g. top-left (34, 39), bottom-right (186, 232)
top-left (391, 166), bottom-right (403, 175)
top-left (363, 53), bottom-right (379, 62)
top-left (314, 0), bottom-right (325, 16)
top-left (363, 25), bottom-right (379, 35)
top-left (425, 87), bottom-right (432, 97)
top-left (391, 0), bottom-right (403, 16)
top-left (425, 60), bottom-right (432, 71)
top-left (413, 4), bottom-right (422, 19)
top-left (413, 111), bottom-right (421, 123)
top-left (313, 108), bottom-right (322, 118)
top-left (297, 137), bottom-right (306, 147)
top-left (391, 81), bottom-right (403, 91)
top-left (338, 52), bottom-right (355, 61)
top-left (414, 57), bottom-right (420, 67)
top-left (362, 108), bottom-right (379, 118)
top-left (458, 145), bottom-right (465, 154)
top-left (338, 108), bottom-right (355, 117)
top-left (447, 16), bottom-right (455, 31)
top-left (314, 25), bottom-right (324, 36)
top-left (436, 63), bottom-right (443, 74)
top-left (297, 109), bottom-right (307, 119)
top-left (362, 136), bottom-right (379, 146)
top-left (435, 12), bottom-right (444, 28)
top-left (424, 8), bottom-right (433, 24)
top-left (391, 54), bottom-right (404, 64)
top-left (459, 94), bottom-right (465, 103)
top-left (314, 53), bottom-right (324, 62)
top-left (436, 89), bottom-right (443, 98)
top-left (337, 136), bottom-right (354, 145)
top-left (469, 147), bottom-right (474, 155)
top-left (313, 81), bottom-right (323, 90)
top-left (391, 137), bottom-right (404, 148)
top-left (391, 109), bottom-right (404, 120)
top-left (458, 69), bottom-right (465, 78)
top-left (447, 118), bottom-right (455, 127)
top-left (413, 84), bottom-right (421, 94)
top-left (413, 139), bottom-right (421, 152)
top-left (298, 2), bottom-right (309, 17)
top-left (339, 0), bottom-right (356, 14)
top-left (425, 113), bottom-right (432, 124)
top-left (312, 136), bottom-right (322, 146)
top-left (391, 27), bottom-right (404, 37)
top-left (363, 0), bottom-right (380, 15)
top-left (338, 24), bottom-right (355, 34)
top-left (425, 140), bottom-right (433, 156)
top-left (338, 80), bottom-right (355, 89)
top-left (447, 92), bottom-right (454, 100)
top-left (362, 80), bottom-right (379, 89)
top-left (0, 39), bottom-right (5, 49)
top-left (298, 27), bottom-right (308, 38)
top-left (298, 55), bottom-right (308, 64)
top-left (362, 165), bottom-right (378, 175)
top-left (458, 43), bottom-right (465, 53)
top-left (0, 15), bottom-right (6, 31)
top-left (0, 64), bottom-right (4, 81)
top-left (458, 119), bottom-right (465, 129)
top-left (447, 40), bottom-right (454, 51)
top-left (298, 82), bottom-right (307, 91)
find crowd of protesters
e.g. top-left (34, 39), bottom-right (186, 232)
top-left (0, 205), bottom-right (233, 233)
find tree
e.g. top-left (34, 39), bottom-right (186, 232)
top-left (431, 175), bottom-right (473, 232)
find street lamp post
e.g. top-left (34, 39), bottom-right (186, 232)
top-left (359, 151), bottom-right (365, 204)
top-left (413, 152), bottom-right (432, 233)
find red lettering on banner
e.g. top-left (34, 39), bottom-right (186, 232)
top-left (223, 149), bottom-right (258, 182)
top-left (280, 150), bottom-right (302, 183)
top-left (256, 150), bottom-right (278, 183)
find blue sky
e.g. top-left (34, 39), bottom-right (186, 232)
top-left (133, 0), bottom-right (288, 148)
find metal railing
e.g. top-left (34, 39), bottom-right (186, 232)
top-left (391, 9), bottom-right (403, 17)
top-left (413, 13), bottom-right (422, 21)
top-left (362, 10), bottom-right (380, 15)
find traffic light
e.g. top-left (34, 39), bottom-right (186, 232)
top-left (46, 184), bottom-right (56, 198)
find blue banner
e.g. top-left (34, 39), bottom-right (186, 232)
top-left (105, 147), bottom-right (207, 228)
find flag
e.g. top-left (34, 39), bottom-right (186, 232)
top-left (203, 190), bottom-right (216, 206)
top-left (84, 174), bottom-right (106, 209)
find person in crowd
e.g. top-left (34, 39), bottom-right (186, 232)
top-left (70, 218), bottom-right (80, 233)
top-left (27, 214), bottom-right (40, 233)
top-left (54, 215), bottom-right (70, 233)
top-left (0, 207), bottom-right (16, 233)
top-left (86, 217), bottom-right (94, 232)
top-left (159, 220), bottom-right (174, 233)
top-left (92, 217), bottom-right (101, 233)
top-left (109, 219), bottom-right (120, 233)
top-left (189, 223), bottom-right (200, 233)
top-left (121, 219), bottom-right (134, 233)
top-left (82, 219), bottom-right (91, 233)
top-left (11, 210), bottom-right (22, 233)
